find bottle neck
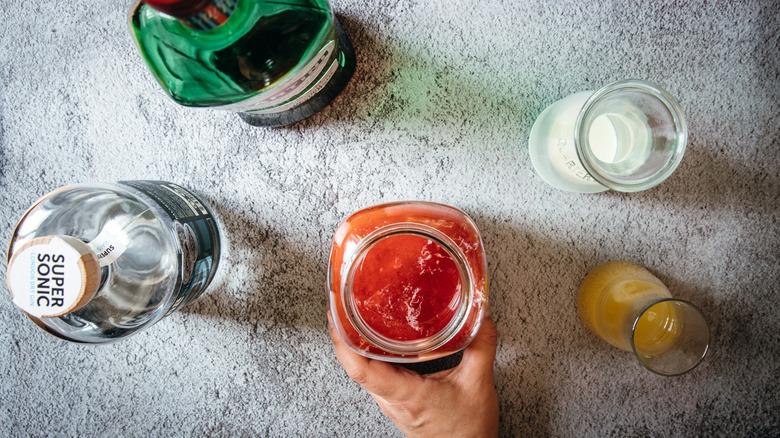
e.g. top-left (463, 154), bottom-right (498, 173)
top-left (182, 0), bottom-right (237, 30)
top-left (145, 0), bottom-right (238, 30)
top-left (341, 224), bottom-right (473, 356)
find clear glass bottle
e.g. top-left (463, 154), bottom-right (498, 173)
top-left (328, 202), bottom-right (489, 363)
top-left (6, 181), bottom-right (224, 343)
top-left (578, 260), bottom-right (710, 376)
top-left (129, 0), bottom-right (356, 127)
top-left (528, 79), bottom-right (687, 193)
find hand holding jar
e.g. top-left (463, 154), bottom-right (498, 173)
top-left (328, 311), bottom-right (499, 438)
top-left (327, 202), bottom-right (489, 362)
top-left (327, 201), bottom-right (497, 437)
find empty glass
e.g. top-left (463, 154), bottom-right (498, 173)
top-left (529, 79), bottom-right (687, 193)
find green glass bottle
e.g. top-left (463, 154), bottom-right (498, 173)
top-left (129, 0), bottom-right (356, 127)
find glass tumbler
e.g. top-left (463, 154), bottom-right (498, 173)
top-left (578, 260), bottom-right (710, 376)
top-left (529, 79), bottom-right (687, 193)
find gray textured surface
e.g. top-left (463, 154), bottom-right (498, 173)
top-left (1, 0), bottom-right (779, 436)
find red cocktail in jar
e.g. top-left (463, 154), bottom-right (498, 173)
top-left (328, 202), bottom-right (488, 362)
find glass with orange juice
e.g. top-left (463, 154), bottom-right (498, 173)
top-left (578, 260), bottom-right (710, 376)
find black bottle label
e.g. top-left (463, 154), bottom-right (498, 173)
top-left (119, 180), bottom-right (222, 311)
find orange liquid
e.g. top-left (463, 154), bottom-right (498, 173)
top-left (633, 300), bottom-right (681, 355)
top-left (578, 261), bottom-right (681, 355)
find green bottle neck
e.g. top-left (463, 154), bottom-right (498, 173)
top-left (180, 0), bottom-right (237, 30)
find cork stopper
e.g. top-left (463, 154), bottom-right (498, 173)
top-left (7, 235), bottom-right (100, 318)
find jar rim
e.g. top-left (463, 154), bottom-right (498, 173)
top-left (631, 298), bottom-right (710, 376)
top-left (341, 223), bottom-right (473, 356)
top-left (574, 79), bottom-right (687, 192)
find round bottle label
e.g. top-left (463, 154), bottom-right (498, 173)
top-left (7, 236), bottom-right (100, 318)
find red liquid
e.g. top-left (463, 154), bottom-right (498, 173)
top-left (353, 234), bottom-right (462, 341)
top-left (328, 202), bottom-right (488, 362)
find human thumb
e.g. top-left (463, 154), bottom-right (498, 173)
top-left (458, 316), bottom-right (498, 377)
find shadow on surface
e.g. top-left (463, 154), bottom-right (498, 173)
top-left (180, 195), bottom-right (327, 333)
top-left (279, 12), bottom-right (531, 151)
top-left (618, 139), bottom-right (780, 215)
top-left (468, 213), bottom-right (587, 436)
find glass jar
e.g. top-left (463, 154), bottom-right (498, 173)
top-left (528, 79), bottom-right (687, 193)
top-left (5, 181), bottom-right (225, 343)
top-left (328, 202), bottom-right (488, 362)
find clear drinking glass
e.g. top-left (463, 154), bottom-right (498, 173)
top-left (577, 260), bottom-right (710, 376)
top-left (529, 79), bottom-right (687, 193)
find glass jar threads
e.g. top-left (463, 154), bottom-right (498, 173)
top-left (328, 202), bottom-right (488, 362)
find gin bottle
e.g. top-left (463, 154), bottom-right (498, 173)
top-left (129, 0), bottom-right (356, 127)
top-left (6, 181), bottom-right (224, 343)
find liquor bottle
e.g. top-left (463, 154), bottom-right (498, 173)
top-left (5, 181), bottom-right (225, 343)
top-left (129, 0), bottom-right (356, 127)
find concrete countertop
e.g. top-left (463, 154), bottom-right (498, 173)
top-left (1, 0), bottom-right (778, 436)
